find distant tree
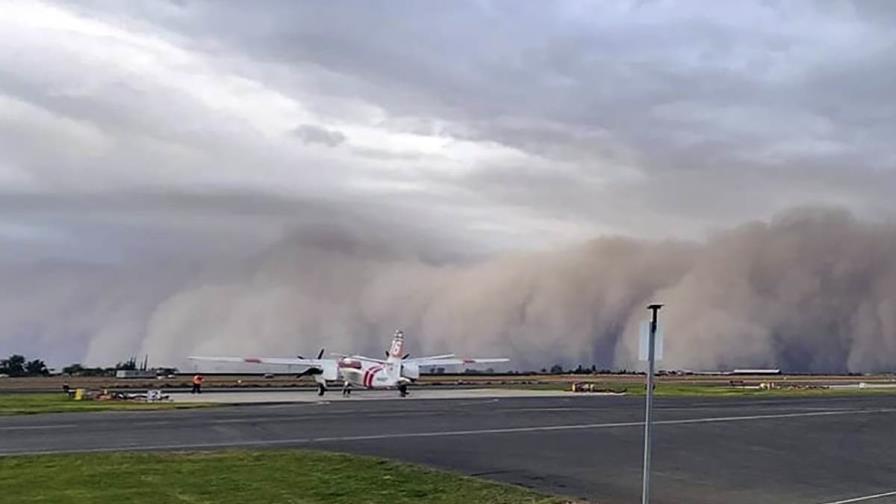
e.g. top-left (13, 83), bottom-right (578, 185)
top-left (63, 363), bottom-right (113, 377)
top-left (0, 354), bottom-right (26, 377)
top-left (62, 363), bottom-right (84, 375)
top-left (25, 359), bottom-right (48, 376)
top-left (115, 357), bottom-right (137, 371)
top-left (549, 364), bottom-right (564, 374)
top-left (540, 368), bottom-right (547, 374)
top-left (86, 367), bottom-right (110, 377)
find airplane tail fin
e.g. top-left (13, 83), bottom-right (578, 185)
top-left (388, 330), bottom-right (406, 359)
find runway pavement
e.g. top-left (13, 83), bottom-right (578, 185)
top-left (2, 392), bottom-right (896, 504)
top-left (166, 387), bottom-right (585, 403)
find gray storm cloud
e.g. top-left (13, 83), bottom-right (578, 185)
top-left (94, 207), bottom-right (891, 373)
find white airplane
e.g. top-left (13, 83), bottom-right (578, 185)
top-left (189, 330), bottom-right (509, 397)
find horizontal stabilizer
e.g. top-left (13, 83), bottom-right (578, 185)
top-left (188, 356), bottom-right (327, 367)
top-left (406, 357), bottom-right (509, 367)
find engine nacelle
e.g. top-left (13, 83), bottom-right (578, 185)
top-left (401, 362), bottom-right (419, 380)
top-left (319, 361), bottom-right (338, 381)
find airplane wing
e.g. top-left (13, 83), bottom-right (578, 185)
top-left (188, 356), bottom-right (330, 367)
top-left (329, 353), bottom-right (387, 365)
top-left (406, 356), bottom-right (509, 367)
top-left (408, 353), bottom-right (455, 361)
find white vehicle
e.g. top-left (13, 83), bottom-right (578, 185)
top-left (189, 330), bottom-right (509, 397)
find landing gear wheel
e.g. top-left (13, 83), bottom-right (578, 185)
top-left (317, 383), bottom-right (326, 396)
top-left (398, 384), bottom-right (408, 398)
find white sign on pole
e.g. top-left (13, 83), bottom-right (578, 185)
top-left (638, 321), bottom-right (664, 361)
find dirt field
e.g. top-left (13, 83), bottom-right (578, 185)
top-left (2, 372), bottom-right (893, 393)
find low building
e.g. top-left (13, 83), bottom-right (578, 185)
top-left (731, 368), bottom-right (781, 375)
top-left (115, 370), bottom-right (156, 379)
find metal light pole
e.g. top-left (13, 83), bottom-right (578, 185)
top-left (641, 303), bottom-right (663, 504)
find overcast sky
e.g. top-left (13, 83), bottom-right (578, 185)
top-left (2, 1), bottom-right (896, 367)
top-left (4, 0), bottom-right (896, 256)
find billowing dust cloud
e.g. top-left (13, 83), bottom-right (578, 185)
top-left (4, 207), bottom-right (896, 372)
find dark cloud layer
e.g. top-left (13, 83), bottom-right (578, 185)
top-left (37, 0), bottom-right (896, 236)
top-left (292, 124), bottom-right (346, 147)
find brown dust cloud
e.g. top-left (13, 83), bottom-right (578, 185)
top-left (3, 207), bottom-right (894, 373)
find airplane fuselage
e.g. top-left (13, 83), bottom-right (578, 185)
top-left (336, 357), bottom-right (408, 389)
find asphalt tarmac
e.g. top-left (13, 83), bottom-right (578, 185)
top-left (166, 387), bottom-right (584, 403)
top-left (2, 392), bottom-right (895, 504)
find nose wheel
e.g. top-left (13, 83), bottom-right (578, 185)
top-left (317, 383), bottom-right (326, 396)
top-left (398, 384), bottom-right (409, 397)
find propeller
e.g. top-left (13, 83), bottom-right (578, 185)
top-left (295, 348), bottom-right (326, 379)
top-left (296, 367), bottom-right (322, 377)
top-left (297, 348), bottom-right (325, 360)
top-left (402, 353), bottom-right (411, 360)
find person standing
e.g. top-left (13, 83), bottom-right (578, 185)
top-left (191, 374), bottom-right (204, 394)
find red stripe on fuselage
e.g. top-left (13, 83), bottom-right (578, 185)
top-left (365, 365), bottom-right (383, 388)
top-left (362, 368), bottom-right (371, 387)
top-left (362, 367), bottom-right (374, 388)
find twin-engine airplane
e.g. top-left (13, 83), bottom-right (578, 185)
top-left (189, 330), bottom-right (509, 397)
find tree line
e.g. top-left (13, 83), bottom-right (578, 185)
top-left (0, 354), bottom-right (177, 377)
top-left (0, 355), bottom-right (48, 377)
top-left (1, 353), bottom-right (639, 378)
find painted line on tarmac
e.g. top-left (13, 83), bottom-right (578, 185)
top-left (303, 407), bottom-right (896, 443)
top-left (119, 411), bottom-right (461, 428)
top-left (0, 424), bottom-right (77, 431)
top-left (504, 407), bottom-right (609, 412)
top-left (449, 399), bottom-right (501, 407)
top-left (819, 490), bottom-right (896, 504)
top-left (2, 407), bottom-right (895, 456)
